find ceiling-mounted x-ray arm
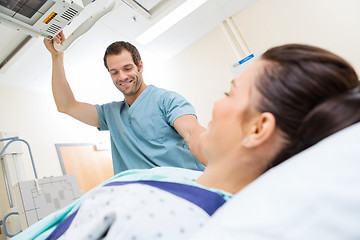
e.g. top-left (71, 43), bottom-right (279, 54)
top-left (0, 0), bottom-right (116, 52)
top-left (54, 0), bottom-right (117, 52)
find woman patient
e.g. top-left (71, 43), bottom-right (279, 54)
top-left (12, 44), bottom-right (359, 240)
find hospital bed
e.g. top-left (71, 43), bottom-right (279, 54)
top-left (6, 122), bottom-right (360, 239)
top-left (191, 121), bottom-right (360, 239)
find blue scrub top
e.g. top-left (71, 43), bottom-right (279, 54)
top-left (96, 85), bottom-right (205, 174)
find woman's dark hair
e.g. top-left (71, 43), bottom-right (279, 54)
top-left (255, 44), bottom-right (359, 167)
top-left (103, 41), bottom-right (142, 70)
top-left (294, 86), bottom-right (360, 153)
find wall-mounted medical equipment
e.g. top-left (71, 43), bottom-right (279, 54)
top-left (0, 135), bottom-right (82, 238)
top-left (0, 0), bottom-right (116, 51)
top-left (12, 175), bottom-right (83, 230)
top-left (230, 53), bottom-right (260, 78)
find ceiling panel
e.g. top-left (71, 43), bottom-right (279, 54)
top-left (0, 25), bottom-right (30, 68)
top-left (132, 0), bottom-right (164, 11)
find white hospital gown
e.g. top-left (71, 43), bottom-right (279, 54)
top-left (58, 183), bottom-right (210, 240)
top-left (11, 167), bottom-right (231, 240)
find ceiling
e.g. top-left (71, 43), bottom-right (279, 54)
top-left (0, 0), bottom-right (255, 92)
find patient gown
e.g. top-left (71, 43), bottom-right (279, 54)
top-left (11, 167), bottom-right (232, 240)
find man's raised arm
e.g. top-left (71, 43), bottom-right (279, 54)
top-left (43, 32), bottom-right (100, 128)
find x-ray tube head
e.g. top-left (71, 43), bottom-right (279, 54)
top-left (0, 0), bottom-right (84, 39)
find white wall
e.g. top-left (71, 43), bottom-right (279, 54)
top-left (164, 0), bottom-right (360, 127)
top-left (162, 26), bottom-right (237, 127)
top-left (0, 85), bottom-right (107, 178)
top-left (232, 0), bottom-right (360, 72)
top-left (1, 0), bottom-right (359, 181)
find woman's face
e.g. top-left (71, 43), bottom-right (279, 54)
top-left (200, 60), bottom-right (264, 161)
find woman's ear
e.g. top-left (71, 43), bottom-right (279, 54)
top-left (243, 112), bottom-right (276, 148)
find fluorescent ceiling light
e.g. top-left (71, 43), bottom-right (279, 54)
top-left (136, 0), bottom-right (208, 45)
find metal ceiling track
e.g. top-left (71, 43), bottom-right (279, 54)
top-left (0, 35), bottom-right (32, 70)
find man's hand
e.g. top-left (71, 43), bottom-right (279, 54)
top-left (43, 31), bottom-right (65, 56)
